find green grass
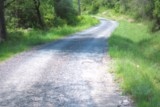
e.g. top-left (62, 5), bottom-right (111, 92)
top-left (108, 19), bottom-right (160, 106)
top-left (0, 15), bottom-right (99, 61)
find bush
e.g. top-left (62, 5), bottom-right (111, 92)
top-left (53, 17), bottom-right (67, 27)
top-left (53, 0), bottom-right (78, 25)
top-left (90, 4), bottom-right (99, 14)
top-left (153, 0), bottom-right (160, 31)
top-left (6, 0), bottom-right (44, 29)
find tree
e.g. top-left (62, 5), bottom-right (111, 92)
top-left (33, 0), bottom-right (44, 29)
top-left (0, 0), bottom-right (7, 41)
top-left (153, 0), bottom-right (160, 30)
top-left (78, 0), bottom-right (81, 15)
top-left (54, 0), bottom-right (77, 24)
top-left (6, 0), bottom-right (45, 28)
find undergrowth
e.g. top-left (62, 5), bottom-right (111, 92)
top-left (109, 19), bottom-right (160, 107)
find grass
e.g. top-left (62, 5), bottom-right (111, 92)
top-left (108, 17), bottom-right (160, 106)
top-left (0, 15), bottom-right (99, 61)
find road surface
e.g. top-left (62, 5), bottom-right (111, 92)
top-left (0, 19), bottom-right (133, 107)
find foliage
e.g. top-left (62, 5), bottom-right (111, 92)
top-left (82, 0), bottom-right (160, 31)
top-left (109, 20), bottom-right (160, 107)
top-left (53, 17), bottom-right (67, 27)
top-left (40, 0), bottom-right (54, 28)
top-left (153, 0), bottom-right (160, 31)
top-left (81, 0), bottom-right (118, 14)
top-left (0, 0), bottom-right (7, 41)
top-left (0, 0), bottom-right (83, 41)
top-left (4, 0), bottom-right (81, 29)
top-left (0, 15), bottom-right (98, 61)
top-left (6, 0), bottom-right (42, 28)
top-left (53, 0), bottom-right (78, 25)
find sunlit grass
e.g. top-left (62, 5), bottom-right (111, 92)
top-left (0, 15), bottom-right (99, 61)
top-left (109, 19), bottom-right (160, 107)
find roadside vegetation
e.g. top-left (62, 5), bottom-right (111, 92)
top-left (81, 0), bottom-right (160, 32)
top-left (0, 15), bottom-right (98, 61)
top-left (109, 19), bottom-right (160, 107)
top-left (80, 0), bottom-right (160, 107)
top-left (0, 0), bottom-right (98, 61)
top-left (1, 0), bottom-right (160, 106)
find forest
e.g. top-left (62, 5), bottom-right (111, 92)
top-left (81, 0), bottom-right (160, 30)
top-left (1, 0), bottom-right (160, 41)
top-left (0, 0), bottom-right (83, 41)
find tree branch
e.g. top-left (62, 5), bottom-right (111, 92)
top-left (4, 0), bottom-right (16, 8)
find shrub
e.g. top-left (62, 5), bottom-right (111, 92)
top-left (53, 17), bottom-right (67, 27)
top-left (53, 0), bottom-right (78, 25)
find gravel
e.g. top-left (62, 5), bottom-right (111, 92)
top-left (0, 19), bottom-right (133, 107)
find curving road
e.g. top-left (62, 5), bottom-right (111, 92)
top-left (0, 19), bottom-right (132, 107)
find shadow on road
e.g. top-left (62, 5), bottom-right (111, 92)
top-left (0, 19), bottom-right (123, 107)
top-left (38, 36), bottom-right (109, 56)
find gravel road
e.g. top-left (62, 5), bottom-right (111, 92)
top-left (0, 19), bottom-right (133, 107)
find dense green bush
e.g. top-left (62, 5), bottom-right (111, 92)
top-left (81, 0), bottom-right (118, 14)
top-left (53, 17), bottom-right (67, 27)
top-left (90, 4), bottom-right (99, 14)
top-left (153, 0), bottom-right (160, 31)
top-left (81, 0), bottom-right (160, 31)
top-left (6, 0), bottom-right (42, 28)
top-left (5, 0), bottom-right (79, 29)
top-left (40, 1), bottom-right (55, 28)
top-left (54, 0), bottom-right (78, 25)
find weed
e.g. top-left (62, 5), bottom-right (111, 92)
top-left (109, 19), bottom-right (160, 107)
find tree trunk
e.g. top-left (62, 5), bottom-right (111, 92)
top-left (33, 0), bottom-right (44, 29)
top-left (0, 0), bottom-right (7, 41)
top-left (78, 0), bottom-right (81, 15)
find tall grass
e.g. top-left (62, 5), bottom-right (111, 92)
top-left (0, 15), bottom-right (99, 61)
top-left (109, 20), bottom-right (160, 107)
